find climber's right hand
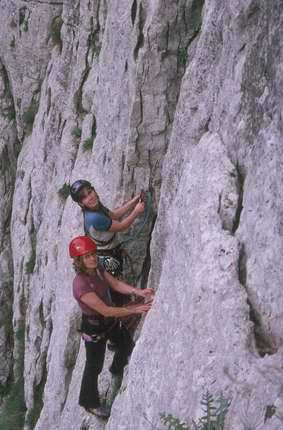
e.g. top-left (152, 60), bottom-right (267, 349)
top-left (127, 303), bottom-right (152, 314)
top-left (139, 190), bottom-right (146, 202)
top-left (134, 200), bottom-right (145, 215)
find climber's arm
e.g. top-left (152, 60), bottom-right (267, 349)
top-left (103, 271), bottom-right (155, 301)
top-left (110, 195), bottom-right (141, 220)
top-left (108, 201), bottom-right (144, 232)
top-left (80, 292), bottom-right (151, 317)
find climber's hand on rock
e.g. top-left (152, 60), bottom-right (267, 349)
top-left (139, 190), bottom-right (146, 202)
top-left (126, 303), bottom-right (152, 314)
top-left (132, 194), bottom-right (140, 203)
top-left (135, 288), bottom-right (155, 301)
top-left (134, 200), bottom-right (145, 215)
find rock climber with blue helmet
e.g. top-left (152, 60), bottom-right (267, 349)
top-left (70, 179), bottom-right (145, 285)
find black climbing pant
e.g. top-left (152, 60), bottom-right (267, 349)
top-left (79, 323), bottom-right (134, 409)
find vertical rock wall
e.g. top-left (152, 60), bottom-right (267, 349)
top-left (0, 0), bottom-right (282, 430)
top-left (108, 1), bottom-right (283, 429)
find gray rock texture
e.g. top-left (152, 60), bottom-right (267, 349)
top-left (0, 60), bottom-right (18, 388)
top-left (0, 0), bottom-right (282, 429)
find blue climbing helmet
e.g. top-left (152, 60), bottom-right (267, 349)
top-left (70, 179), bottom-right (92, 203)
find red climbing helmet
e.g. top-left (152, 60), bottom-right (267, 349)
top-left (69, 236), bottom-right (97, 258)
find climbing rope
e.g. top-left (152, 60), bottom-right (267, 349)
top-left (118, 161), bottom-right (159, 282)
top-left (119, 190), bottom-right (152, 247)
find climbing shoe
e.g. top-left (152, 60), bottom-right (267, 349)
top-left (86, 405), bottom-right (111, 419)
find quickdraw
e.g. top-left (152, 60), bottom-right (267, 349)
top-left (99, 255), bottom-right (121, 276)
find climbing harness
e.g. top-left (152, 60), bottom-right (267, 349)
top-left (89, 232), bottom-right (116, 247)
top-left (81, 317), bottom-right (118, 344)
top-left (82, 332), bottom-right (105, 343)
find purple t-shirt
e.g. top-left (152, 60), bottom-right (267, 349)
top-left (73, 267), bottom-right (113, 319)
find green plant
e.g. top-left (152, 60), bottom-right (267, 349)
top-left (92, 45), bottom-right (101, 57)
top-left (22, 102), bottom-right (38, 133)
top-left (89, 33), bottom-right (101, 57)
top-left (3, 108), bottom-right (16, 121)
top-left (82, 123), bottom-right (97, 152)
top-left (0, 324), bottom-right (26, 429)
top-left (10, 38), bottom-right (16, 48)
top-left (25, 253), bottom-right (36, 274)
top-left (161, 414), bottom-right (190, 430)
top-left (50, 16), bottom-right (63, 47)
top-left (22, 20), bottom-right (28, 32)
top-left (71, 127), bottom-right (82, 138)
top-left (26, 369), bottom-right (46, 428)
top-left (7, 109), bottom-right (16, 121)
top-left (190, 1), bottom-right (204, 34)
top-left (0, 277), bottom-right (13, 335)
top-left (58, 182), bottom-right (70, 199)
top-left (177, 47), bottom-right (187, 67)
top-left (0, 383), bottom-right (9, 398)
top-left (83, 137), bottom-right (94, 152)
top-left (91, 121), bottom-right (97, 138)
top-left (161, 392), bottom-right (231, 430)
top-left (264, 404), bottom-right (276, 422)
top-left (25, 232), bottom-right (37, 274)
top-left (22, 108), bottom-right (35, 125)
top-left (0, 377), bottom-right (26, 426)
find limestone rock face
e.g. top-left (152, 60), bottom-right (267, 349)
top-left (0, 0), bottom-right (282, 430)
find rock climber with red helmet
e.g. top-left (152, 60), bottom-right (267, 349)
top-left (69, 236), bottom-right (154, 418)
